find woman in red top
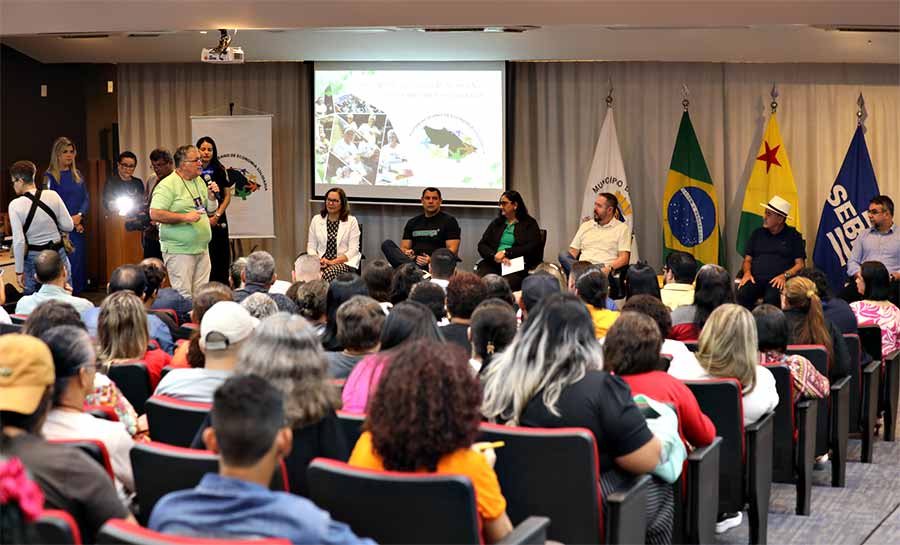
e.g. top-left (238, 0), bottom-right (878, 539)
top-left (98, 291), bottom-right (171, 389)
top-left (604, 311), bottom-right (716, 449)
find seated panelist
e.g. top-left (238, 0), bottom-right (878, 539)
top-left (475, 190), bottom-right (542, 291)
top-left (307, 187), bottom-right (360, 281)
top-left (381, 187), bottom-right (461, 269)
top-left (843, 195), bottom-right (900, 305)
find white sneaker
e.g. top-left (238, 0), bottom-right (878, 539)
top-left (715, 512), bottom-right (743, 534)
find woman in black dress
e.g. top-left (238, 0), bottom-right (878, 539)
top-left (476, 190), bottom-right (542, 291)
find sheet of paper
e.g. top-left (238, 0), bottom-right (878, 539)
top-left (502, 256), bottom-right (525, 276)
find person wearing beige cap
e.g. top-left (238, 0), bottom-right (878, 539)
top-left (0, 334), bottom-right (133, 541)
top-left (737, 196), bottom-right (806, 310)
top-left (154, 301), bottom-right (259, 403)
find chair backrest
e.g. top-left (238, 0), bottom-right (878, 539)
top-left (10, 313), bottom-right (28, 324)
top-left (84, 404), bottom-right (119, 421)
top-left (306, 458), bottom-right (481, 544)
top-left (131, 442), bottom-right (288, 525)
top-left (762, 364), bottom-right (795, 483)
top-left (0, 322), bottom-right (23, 334)
top-left (48, 438), bottom-right (115, 481)
top-left (684, 379), bottom-right (745, 513)
top-left (96, 519), bottom-right (291, 545)
top-left (785, 344), bottom-right (829, 455)
top-left (35, 509), bottom-right (83, 545)
top-left (858, 324), bottom-right (883, 363)
top-left (478, 423), bottom-right (602, 544)
top-left (145, 395), bottom-right (212, 448)
top-left (336, 410), bottom-right (365, 448)
top-left (843, 333), bottom-right (862, 430)
top-left (107, 362), bottom-right (151, 414)
top-left (684, 340), bottom-right (698, 352)
top-left (151, 308), bottom-right (179, 326)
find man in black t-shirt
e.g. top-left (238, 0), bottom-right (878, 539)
top-left (737, 196), bottom-right (806, 309)
top-left (381, 187), bottom-right (461, 269)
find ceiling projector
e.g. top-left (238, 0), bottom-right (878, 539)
top-left (201, 29), bottom-right (244, 64)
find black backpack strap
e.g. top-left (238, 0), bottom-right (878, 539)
top-left (21, 191), bottom-right (42, 247)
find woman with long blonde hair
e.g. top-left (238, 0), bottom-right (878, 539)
top-left (781, 276), bottom-right (851, 381)
top-left (44, 137), bottom-right (89, 294)
top-left (97, 291), bottom-right (171, 389)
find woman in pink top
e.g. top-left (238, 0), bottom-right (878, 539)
top-left (342, 301), bottom-right (443, 412)
top-left (850, 261), bottom-right (900, 358)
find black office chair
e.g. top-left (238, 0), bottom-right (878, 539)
top-left (107, 362), bottom-right (151, 414)
top-left (96, 519), bottom-right (291, 545)
top-left (34, 510), bottom-right (83, 545)
top-left (145, 395), bottom-right (212, 448)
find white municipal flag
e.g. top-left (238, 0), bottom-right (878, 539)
top-left (579, 108), bottom-right (638, 261)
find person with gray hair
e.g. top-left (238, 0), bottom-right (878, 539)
top-left (233, 251), bottom-right (297, 314)
top-left (241, 292), bottom-right (279, 320)
top-left (227, 312), bottom-right (349, 495)
top-left (293, 254), bottom-right (322, 283)
top-left (229, 257), bottom-right (248, 290)
top-left (149, 144), bottom-right (220, 297)
top-left (293, 279), bottom-right (328, 336)
top-left (326, 295), bottom-right (385, 379)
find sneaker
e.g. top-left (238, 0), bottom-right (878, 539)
top-left (715, 512), bottom-right (743, 534)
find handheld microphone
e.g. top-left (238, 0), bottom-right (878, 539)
top-left (203, 173), bottom-right (221, 201)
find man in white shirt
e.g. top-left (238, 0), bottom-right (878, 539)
top-left (15, 250), bottom-right (93, 315)
top-left (660, 250), bottom-right (697, 311)
top-left (428, 248), bottom-right (457, 290)
top-left (559, 192), bottom-right (631, 277)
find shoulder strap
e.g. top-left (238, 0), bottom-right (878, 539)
top-left (23, 188), bottom-right (63, 231)
top-left (21, 191), bottom-right (42, 246)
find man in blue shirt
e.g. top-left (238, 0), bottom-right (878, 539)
top-left (844, 195), bottom-right (900, 305)
top-left (149, 375), bottom-right (374, 545)
top-left (15, 250), bottom-right (93, 315)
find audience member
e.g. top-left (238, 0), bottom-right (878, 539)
top-left (389, 262), bottom-right (426, 304)
top-left (519, 272), bottom-right (560, 318)
top-left (170, 282), bottom-right (232, 368)
top-left (241, 291), bottom-right (280, 319)
top-left (532, 262), bottom-right (567, 291)
top-left (469, 299), bottom-right (517, 375)
top-left (97, 291), bottom-right (172, 389)
top-left (429, 247), bottom-right (457, 289)
top-left (294, 279), bottom-right (329, 336)
top-left (782, 276), bottom-right (851, 381)
top-left (481, 274), bottom-right (516, 308)
top-left (22, 300), bottom-right (83, 338)
top-left (349, 340), bottom-right (513, 543)
top-left (409, 281), bottom-right (447, 323)
top-left (39, 326), bottom-right (135, 497)
top-left (569, 260), bottom-right (618, 310)
top-left (850, 261), bottom-right (900, 358)
top-left (623, 261), bottom-right (662, 300)
top-left (321, 275), bottom-right (369, 351)
top-left (156, 301), bottom-right (258, 403)
top-left (602, 312), bottom-right (715, 450)
top-left (229, 257), bottom-right (247, 290)
top-left (0, 334), bottom-right (133, 541)
top-left (233, 251), bottom-right (297, 313)
top-left (670, 264), bottom-right (734, 341)
top-left (575, 270), bottom-right (619, 338)
top-left (307, 188), bottom-right (360, 281)
top-left (661, 251), bottom-right (697, 311)
top-left (798, 267), bottom-right (857, 335)
top-left (14, 249), bottom-right (92, 315)
top-left (151, 375), bottom-right (372, 544)
top-left (443, 272), bottom-right (486, 353)
top-left (142, 257), bottom-right (192, 324)
top-left (361, 258), bottom-right (394, 312)
top-left (481, 292), bottom-right (672, 544)
top-left (342, 301), bottom-right (443, 413)
top-left (753, 304), bottom-right (830, 402)
top-left (326, 296), bottom-right (385, 379)
top-left (293, 254), bottom-right (322, 283)
top-left (80, 264), bottom-right (175, 354)
top-left (609, 295), bottom-right (701, 377)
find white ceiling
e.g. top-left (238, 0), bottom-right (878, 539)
top-left (1, 1), bottom-right (898, 63)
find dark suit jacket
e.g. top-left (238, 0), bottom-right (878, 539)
top-left (476, 215), bottom-right (543, 271)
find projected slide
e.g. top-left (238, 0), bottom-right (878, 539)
top-left (313, 62), bottom-right (505, 203)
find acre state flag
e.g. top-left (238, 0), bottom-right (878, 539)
top-left (735, 113), bottom-right (800, 255)
top-left (663, 111), bottom-right (724, 266)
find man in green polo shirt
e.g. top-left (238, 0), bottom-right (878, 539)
top-left (150, 144), bottom-right (219, 297)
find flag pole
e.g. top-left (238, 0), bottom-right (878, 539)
top-left (770, 83), bottom-right (779, 114)
top-left (681, 84), bottom-right (690, 111)
top-left (606, 77), bottom-right (614, 109)
top-left (857, 93), bottom-right (865, 127)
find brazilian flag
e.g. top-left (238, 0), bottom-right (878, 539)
top-left (662, 111), bottom-right (724, 266)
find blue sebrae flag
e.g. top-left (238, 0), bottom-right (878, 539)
top-left (812, 125), bottom-right (880, 293)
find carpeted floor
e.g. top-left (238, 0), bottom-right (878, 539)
top-left (717, 412), bottom-right (900, 544)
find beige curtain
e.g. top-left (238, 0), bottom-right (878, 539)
top-left (117, 62), bottom-right (310, 279)
top-left (118, 61), bottom-right (900, 276)
top-left (510, 61), bottom-right (900, 271)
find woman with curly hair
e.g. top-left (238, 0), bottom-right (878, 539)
top-left (191, 312), bottom-right (348, 496)
top-left (349, 340), bottom-right (513, 543)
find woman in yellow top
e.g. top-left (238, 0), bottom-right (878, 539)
top-left (575, 270), bottom-right (619, 338)
top-left (348, 340), bottom-right (513, 543)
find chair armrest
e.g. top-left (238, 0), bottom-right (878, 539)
top-left (687, 436), bottom-right (721, 544)
top-left (829, 377), bottom-right (851, 487)
top-left (606, 473), bottom-right (650, 545)
top-left (863, 358), bottom-right (882, 375)
top-left (795, 399), bottom-right (816, 513)
top-left (745, 412), bottom-right (774, 545)
top-left (861, 359), bottom-right (882, 463)
top-left (497, 516), bottom-right (550, 545)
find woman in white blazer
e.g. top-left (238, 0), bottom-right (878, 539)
top-left (307, 187), bottom-right (361, 281)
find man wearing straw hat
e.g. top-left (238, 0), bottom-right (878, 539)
top-left (737, 195), bottom-right (807, 309)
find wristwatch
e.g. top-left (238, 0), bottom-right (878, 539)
top-left (784, 271), bottom-right (793, 279)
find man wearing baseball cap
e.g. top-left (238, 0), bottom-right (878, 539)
top-left (0, 334), bottom-right (132, 540)
top-left (154, 301), bottom-right (259, 403)
top-left (737, 195), bottom-right (806, 309)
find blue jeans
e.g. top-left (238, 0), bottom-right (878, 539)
top-left (23, 248), bottom-right (71, 295)
top-left (558, 251), bottom-right (577, 276)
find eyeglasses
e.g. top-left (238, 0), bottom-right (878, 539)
top-left (499, 200), bottom-right (512, 206)
top-left (119, 163), bottom-right (136, 169)
top-left (867, 209), bottom-right (883, 215)
top-left (326, 199), bottom-right (341, 204)
top-left (185, 157), bottom-right (202, 164)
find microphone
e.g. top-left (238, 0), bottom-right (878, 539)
top-left (203, 173), bottom-right (221, 201)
